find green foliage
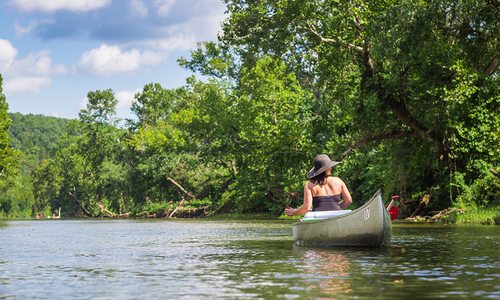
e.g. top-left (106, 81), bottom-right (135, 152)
top-left (0, 75), bottom-right (18, 179)
top-left (31, 159), bottom-right (61, 214)
top-left (0, 174), bottom-right (34, 218)
top-left (454, 207), bottom-right (499, 225)
top-left (426, 206), bottom-right (499, 225)
top-left (2, 1), bottom-right (499, 221)
top-left (453, 168), bottom-right (500, 209)
top-left (185, 0), bottom-right (499, 213)
top-left (8, 112), bottom-right (72, 174)
top-left (227, 57), bottom-right (315, 213)
top-left (130, 201), bottom-right (173, 218)
top-left (437, 205), bottom-right (500, 225)
top-left (0, 75), bottom-right (28, 217)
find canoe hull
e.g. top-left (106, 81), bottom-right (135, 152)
top-left (292, 191), bottom-right (391, 248)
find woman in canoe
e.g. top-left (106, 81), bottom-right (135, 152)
top-left (284, 154), bottom-right (352, 216)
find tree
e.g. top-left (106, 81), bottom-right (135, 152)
top-left (182, 0), bottom-right (499, 210)
top-left (0, 75), bottom-right (17, 178)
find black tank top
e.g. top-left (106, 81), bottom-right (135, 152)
top-left (312, 194), bottom-right (342, 211)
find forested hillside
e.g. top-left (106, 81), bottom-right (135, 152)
top-left (9, 113), bottom-right (73, 173)
top-left (0, 1), bottom-right (498, 223)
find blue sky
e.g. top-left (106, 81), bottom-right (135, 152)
top-left (0, 0), bottom-right (227, 119)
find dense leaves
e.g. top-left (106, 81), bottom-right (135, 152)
top-left (9, 112), bottom-right (72, 174)
top-left (0, 0), bottom-right (498, 220)
top-left (0, 75), bottom-right (17, 178)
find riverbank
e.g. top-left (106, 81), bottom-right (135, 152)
top-left (4, 204), bottom-right (498, 225)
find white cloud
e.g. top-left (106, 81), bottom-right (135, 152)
top-left (0, 39), bottom-right (65, 76)
top-left (14, 20), bottom-right (37, 36)
top-left (9, 51), bottom-right (66, 76)
top-left (155, 0), bottom-right (176, 17)
top-left (4, 76), bottom-right (51, 94)
top-left (79, 97), bottom-right (88, 109)
top-left (79, 44), bottom-right (165, 75)
top-left (0, 39), bottom-right (18, 70)
top-left (149, 33), bottom-right (196, 51)
top-left (130, 0), bottom-right (148, 18)
top-left (1, 39), bottom-right (65, 95)
top-left (9, 0), bottom-right (111, 12)
top-left (116, 89), bottom-right (140, 108)
top-left (181, 8), bottom-right (226, 43)
top-left (148, 7), bottom-right (226, 52)
top-left (14, 19), bottom-right (53, 36)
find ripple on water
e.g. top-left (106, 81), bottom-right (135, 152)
top-left (0, 220), bottom-right (499, 299)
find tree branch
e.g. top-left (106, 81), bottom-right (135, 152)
top-left (385, 97), bottom-right (431, 136)
top-left (350, 0), bottom-right (365, 34)
top-left (68, 187), bottom-right (92, 216)
top-left (304, 13), bottom-right (431, 145)
top-left (166, 177), bottom-right (196, 218)
top-left (166, 177), bottom-right (196, 199)
top-left (304, 21), bottom-right (364, 53)
top-left (341, 130), bottom-right (417, 158)
top-left (169, 197), bottom-right (186, 218)
top-left (485, 55), bottom-right (499, 75)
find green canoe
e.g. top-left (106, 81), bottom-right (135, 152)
top-left (292, 190), bottom-right (392, 248)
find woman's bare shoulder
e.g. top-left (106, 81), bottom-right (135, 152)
top-left (329, 177), bottom-right (345, 185)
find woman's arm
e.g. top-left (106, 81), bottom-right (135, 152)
top-left (284, 182), bottom-right (312, 216)
top-left (339, 179), bottom-right (352, 209)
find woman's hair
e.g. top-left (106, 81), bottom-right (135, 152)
top-left (310, 171), bottom-right (328, 185)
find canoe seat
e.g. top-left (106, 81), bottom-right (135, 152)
top-left (303, 210), bottom-right (352, 221)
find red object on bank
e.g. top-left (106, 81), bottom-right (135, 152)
top-left (386, 195), bottom-right (400, 221)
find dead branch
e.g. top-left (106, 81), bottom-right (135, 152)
top-left (410, 194), bottom-right (431, 218)
top-left (166, 177), bottom-right (196, 218)
top-left (166, 177), bottom-right (196, 199)
top-left (430, 207), bottom-right (465, 221)
top-left (169, 197), bottom-right (187, 218)
top-left (97, 203), bottom-right (129, 218)
top-left (304, 21), bottom-right (364, 53)
top-left (98, 203), bottom-right (116, 217)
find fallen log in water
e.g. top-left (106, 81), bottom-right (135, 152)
top-left (97, 203), bottom-right (129, 218)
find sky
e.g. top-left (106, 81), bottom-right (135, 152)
top-left (0, 0), bottom-right (227, 120)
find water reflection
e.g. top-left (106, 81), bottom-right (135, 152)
top-left (0, 221), bottom-right (498, 299)
top-left (293, 247), bottom-right (353, 297)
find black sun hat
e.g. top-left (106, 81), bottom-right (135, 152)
top-left (306, 154), bottom-right (341, 179)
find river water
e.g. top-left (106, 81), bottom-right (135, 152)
top-left (0, 219), bottom-right (498, 299)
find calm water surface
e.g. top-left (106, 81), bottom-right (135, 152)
top-left (0, 219), bottom-right (498, 299)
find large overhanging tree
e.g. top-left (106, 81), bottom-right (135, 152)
top-left (182, 0), bottom-right (499, 208)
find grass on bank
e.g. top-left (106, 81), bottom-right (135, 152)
top-left (453, 206), bottom-right (499, 225)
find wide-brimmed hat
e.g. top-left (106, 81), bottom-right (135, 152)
top-left (306, 154), bottom-right (341, 179)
